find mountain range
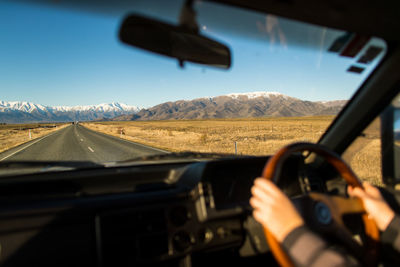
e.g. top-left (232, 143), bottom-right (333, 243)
top-left (0, 101), bottom-right (140, 123)
top-left (1, 92), bottom-right (347, 123)
top-left (114, 92), bottom-right (347, 121)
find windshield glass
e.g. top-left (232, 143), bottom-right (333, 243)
top-left (0, 0), bottom-right (386, 174)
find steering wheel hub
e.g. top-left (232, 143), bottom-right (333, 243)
top-left (314, 202), bottom-right (332, 225)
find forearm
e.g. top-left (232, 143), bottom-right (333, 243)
top-left (381, 214), bottom-right (400, 252)
top-left (282, 226), bottom-right (359, 267)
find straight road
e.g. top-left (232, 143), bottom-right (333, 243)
top-left (0, 124), bottom-right (167, 162)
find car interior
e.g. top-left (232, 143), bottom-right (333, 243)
top-left (1, 0), bottom-right (400, 266)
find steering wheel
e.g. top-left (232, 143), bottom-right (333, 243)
top-left (261, 142), bottom-right (379, 267)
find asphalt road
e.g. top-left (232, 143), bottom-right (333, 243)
top-left (0, 124), bottom-right (167, 162)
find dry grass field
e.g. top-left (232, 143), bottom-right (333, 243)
top-left (343, 117), bottom-right (382, 186)
top-left (83, 116), bottom-right (382, 185)
top-left (0, 123), bottom-right (67, 154)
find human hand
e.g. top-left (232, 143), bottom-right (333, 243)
top-left (348, 182), bottom-right (395, 231)
top-left (250, 178), bottom-right (304, 242)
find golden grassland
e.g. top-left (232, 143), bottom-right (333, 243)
top-left (83, 116), bottom-right (383, 185)
top-left (343, 117), bottom-right (382, 186)
top-left (83, 117), bottom-right (334, 154)
top-left (0, 123), bottom-right (68, 154)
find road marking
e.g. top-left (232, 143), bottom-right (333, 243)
top-left (88, 146), bottom-right (94, 153)
top-left (0, 129), bottom-right (61, 161)
top-left (81, 126), bottom-right (170, 154)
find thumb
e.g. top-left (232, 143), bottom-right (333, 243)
top-left (348, 187), bottom-right (368, 199)
top-left (363, 182), bottom-right (381, 198)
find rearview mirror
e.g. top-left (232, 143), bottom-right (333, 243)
top-left (119, 14), bottom-right (231, 69)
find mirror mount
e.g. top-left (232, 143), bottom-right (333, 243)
top-left (179, 0), bottom-right (199, 34)
top-left (119, 6), bottom-right (231, 69)
top-left (176, 0), bottom-right (198, 69)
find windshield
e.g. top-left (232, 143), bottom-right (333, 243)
top-left (0, 0), bottom-right (386, 174)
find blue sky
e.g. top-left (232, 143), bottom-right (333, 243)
top-left (0, 1), bottom-right (386, 108)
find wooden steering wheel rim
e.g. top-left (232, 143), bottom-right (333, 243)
top-left (261, 142), bottom-right (379, 267)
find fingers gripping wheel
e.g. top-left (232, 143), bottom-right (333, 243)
top-left (261, 142), bottom-right (379, 267)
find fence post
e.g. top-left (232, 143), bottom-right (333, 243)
top-left (234, 141), bottom-right (237, 155)
top-left (29, 129), bottom-right (32, 140)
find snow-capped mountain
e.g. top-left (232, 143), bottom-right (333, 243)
top-left (226, 91), bottom-right (289, 99)
top-left (114, 91), bottom-right (347, 121)
top-left (0, 101), bottom-right (141, 123)
top-left (0, 101), bottom-right (47, 113)
top-left (1, 92), bottom-right (348, 123)
top-left (50, 102), bottom-right (139, 113)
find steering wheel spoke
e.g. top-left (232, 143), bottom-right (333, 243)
top-left (309, 193), bottom-right (365, 220)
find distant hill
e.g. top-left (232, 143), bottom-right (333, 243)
top-left (114, 92), bottom-right (347, 121)
top-left (1, 92), bottom-right (347, 123)
top-left (0, 101), bottom-right (140, 123)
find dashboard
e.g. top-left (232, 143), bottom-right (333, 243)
top-left (0, 156), bottom-right (303, 266)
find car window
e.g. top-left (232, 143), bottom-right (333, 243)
top-left (0, 0), bottom-right (387, 176)
top-left (343, 117), bottom-right (382, 186)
